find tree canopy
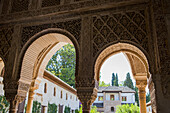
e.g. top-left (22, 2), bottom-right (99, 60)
top-left (123, 72), bottom-right (134, 89)
top-left (112, 73), bottom-right (119, 86)
top-left (99, 81), bottom-right (110, 87)
top-left (46, 44), bottom-right (76, 87)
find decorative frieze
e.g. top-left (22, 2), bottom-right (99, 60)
top-left (21, 19), bottom-right (81, 47)
top-left (92, 10), bottom-right (149, 57)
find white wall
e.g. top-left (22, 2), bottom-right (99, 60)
top-left (106, 93), bottom-right (119, 101)
top-left (33, 78), bottom-right (79, 112)
top-left (121, 93), bottom-right (135, 104)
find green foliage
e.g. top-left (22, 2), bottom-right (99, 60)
top-left (123, 73), bottom-right (134, 90)
top-left (112, 73), bottom-right (119, 86)
top-left (78, 105), bottom-right (98, 113)
top-left (47, 103), bottom-right (57, 113)
top-left (75, 109), bottom-right (79, 113)
top-left (146, 93), bottom-right (151, 103)
top-left (99, 81), bottom-right (110, 87)
top-left (135, 87), bottom-right (139, 106)
top-left (46, 44), bottom-right (76, 88)
top-left (32, 101), bottom-right (41, 113)
top-left (116, 104), bottom-right (140, 113)
top-left (115, 74), bottom-right (119, 86)
top-left (90, 106), bottom-right (98, 113)
top-left (64, 106), bottom-right (71, 113)
top-left (0, 96), bottom-right (9, 113)
top-left (111, 73), bottom-right (116, 86)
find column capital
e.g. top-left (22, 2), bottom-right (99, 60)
top-left (136, 80), bottom-right (147, 89)
top-left (77, 88), bottom-right (97, 112)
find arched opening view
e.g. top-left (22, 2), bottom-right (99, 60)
top-left (93, 43), bottom-right (153, 113)
top-left (23, 43), bottom-right (79, 113)
top-left (0, 30), bottom-right (80, 113)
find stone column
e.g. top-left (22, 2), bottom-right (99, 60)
top-left (138, 87), bottom-right (146, 113)
top-left (76, 78), bottom-right (98, 113)
top-left (9, 98), bottom-right (19, 113)
top-left (136, 80), bottom-right (147, 113)
top-left (119, 92), bottom-right (121, 101)
top-left (103, 92), bottom-right (106, 101)
top-left (26, 88), bottom-right (36, 113)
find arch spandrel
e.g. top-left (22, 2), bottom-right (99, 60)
top-left (94, 43), bottom-right (149, 81)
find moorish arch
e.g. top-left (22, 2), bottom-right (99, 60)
top-left (94, 43), bottom-right (156, 113)
top-left (17, 28), bottom-right (80, 113)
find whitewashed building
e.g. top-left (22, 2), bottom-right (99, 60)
top-left (92, 86), bottom-right (135, 113)
top-left (29, 70), bottom-right (79, 113)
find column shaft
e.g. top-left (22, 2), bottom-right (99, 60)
top-left (9, 99), bottom-right (19, 113)
top-left (26, 89), bottom-right (35, 113)
top-left (138, 88), bottom-right (146, 113)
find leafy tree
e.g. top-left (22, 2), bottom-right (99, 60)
top-left (47, 103), bottom-right (57, 113)
top-left (135, 87), bottom-right (139, 106)
top-left (75, 109), bottom-right (79, 113)
top-left (79, 105), bottom-right (99, 113)
top-left (90, 106), bottom-right (98, 113)
top-left (0, 96), bottom-right (9, 113)
top-left (64, 106), bottom-right (71, 113)
top-left (111, 73), bottom-right (116, 86)
top-left (146, 93), bottom-right (151, 103)
top-left (116, 104), bottom-right (140, 113)
top-left (99, 81), bottom-right (110, 87)
top-left (46, 44), bottom-right (76, 87)
top-left (32, 101), bottom-right (41, 113)
top-left (115, 73), bottom-right (119, 86)
top-left (124, 73), bottom-right (134, 89)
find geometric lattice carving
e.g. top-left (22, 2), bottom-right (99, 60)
top-left (0, 28), bottom-right (13, 61)
top-left (42, 0), bottom-right (60, 7)
top-left (11, 0), bottom-right (29, 13)
top-left (92, 10), bottom-right (148, 57)
top-left (22, 19), bottom-right (81, 47)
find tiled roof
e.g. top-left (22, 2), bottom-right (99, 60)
top-left (98, 86), bottom-right (135, 93)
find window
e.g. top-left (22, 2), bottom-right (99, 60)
top-left (66, 93), bottom-right (68, 100)
top-left (111, 107), bottom-right (114, 112)
top-left (98, 96), bottom-right (103, 101)
top-left (70, 95), bottom-right (72, 99)
top-left (54, 87), bottom-right (56, 96)
top-left (44, 83), bottom-right (47, 93)
top-left (61, 91), bottom-right (63, 99)
top-left (122, 96), bottom-right (127, 101)
top-left (110, 95), bottom-right (114, 101)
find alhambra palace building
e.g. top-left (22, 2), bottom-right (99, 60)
top-left (93, 86), bottom-right (136, 113)
top-left (0, 0), bottom-right (170, 113)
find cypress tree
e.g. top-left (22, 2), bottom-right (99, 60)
top-left (135, 86), bottom-right (139, 106)
top-left (111, 73), bottom-right (116, 86)
top-left (115, 73), bottom-right (119, 86)
top-left (124, 72), bottom-right (134, 89)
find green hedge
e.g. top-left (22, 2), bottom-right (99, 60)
top-left (64, 106), bottom-right (71, 113)
top-left (48, 103), bottom-right (57, 113)
top-left (32, 101), bottom-right (41, 113)
top-left (116, 104), bottom-right (140, 113)
top-left (0, 96), bottom-right (9, 113)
